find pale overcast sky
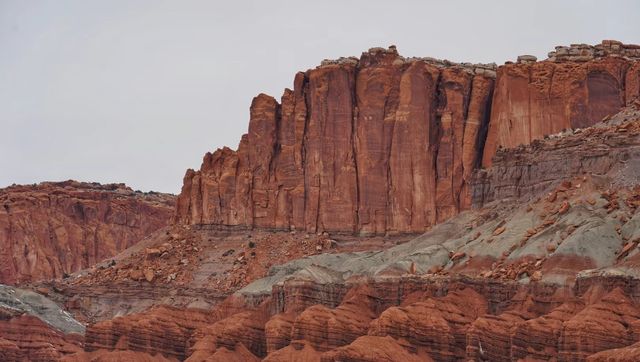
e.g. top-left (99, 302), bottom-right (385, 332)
top-left (2, 0), bottom-right (639, 193)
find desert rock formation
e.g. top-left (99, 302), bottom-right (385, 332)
top-left (177, 41), bottom-right (640, 235)
top-left (175, 46), bottom-right (497, 235)
top-left (0, 284), bottom-right (84, 361)
top-left (5, 41), bottom-right (640, 361)
top-left (73, 105), bottom-right (640, 361)
top-left (0, 181), bottom-right (175, 284)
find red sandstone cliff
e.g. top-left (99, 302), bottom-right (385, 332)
top-left (482, 42), bottom-right (640, 166)
top-left (176, 46), bottom-right (497, 235)
top-left (176, 41), bottom-right (640, 235)
top-left (0, 180), bottom-right (175, 285)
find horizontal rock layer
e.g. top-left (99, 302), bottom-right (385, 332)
top-left (177, 41), bottom-right (640, 235)
top-left (84, 305), bottom-right (216, 361)
top-left (0, 310), bottom-right (83, 362)
top-left (0, 284), bottom-right (86, 361)
top-left (79, 274), bottom-right (640, 361)
top-left (0, 180), bottom-right (175, 285)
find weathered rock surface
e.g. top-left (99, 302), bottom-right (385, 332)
top-left (0, 312), bottom-right (82, 361)
top-left (262, 340), bottom-right (321, 362)
top-left (320, 335), bottom-right (431, 362)
top-left (547, 40), bottom-right (640, 63)
top-left (559, 288), bottom-right (640, 361)
top-left (187, 310), bottom-right (267, 359)
top-left (0, 284), bottom-right (85, 361)
top-left (46, 226), bottom-right (398, 323)
top-left (265, 313), bottom-right (295, 353)
top-left (482, 56), bottom-right (638, 166)
top-left (587, 341), bottom-right (640, 362)
top-left (0, 181), bottom-right (175, 285)
top-left (176, 110), bottom-right (640, 362)
top-left (466, 308), bottom-right (534, 361)
top-left (177, 41), bottom-right (640, 235)
top-left (175, 275), bottom-right (640, 362)
top-left (473, 106), bottom-right (640, 207)
top-left (59, 109), bottom-right (640, 361)
top-left (176, 46), bottom-right (496, 235)
top-left (85, 305), bottom-right (214, 361)
top-left (368, 288), bottom-right (487, 360)
top-left (511, 300), bottom-right (585, 360)
top-left (290, 286), bottom-right (377, 352)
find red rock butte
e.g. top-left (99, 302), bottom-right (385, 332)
top-left (176, 40), bottom-right (640, 235)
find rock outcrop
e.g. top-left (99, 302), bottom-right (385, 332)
top-left (0, 180), bottom-right (175, 284)
top-left (175, 46), bottom-right (496, 235)
top-left (47, 226), bottom-right (399, 323)
top-left (177, 41), bottom-right (640, 235)
top-left (320, 335), bottom-right (431, 362)
top-left (110, 275), bottom-right (640, 361)
top-left (0, 284), bottom-right (85, 361)
top-left (368, 288), bottom-right (487, 360)
top-left (482, 52), bottom-right (639, 167)
top-left (85, 305), bottom-right (215, 361)
top-left (559, 288), bottom-right (640, 361)
top-left (0, 312), bottom-right (83, 361)
top-left (61, 350), bottom-right (176, 362)
top-left (290, 286), bottom-right (378, 352)
top-left (472, 106), bottom-right (640, 207)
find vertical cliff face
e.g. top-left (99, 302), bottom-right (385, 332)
top-left (177, 41), bottom-right (640, 235)
top-left (176, 47), bottom-right (496, 235)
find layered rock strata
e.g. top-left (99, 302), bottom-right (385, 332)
top-left (0, 284), bottom-right (85, 361)
top-left (78, 275), bottom-right (640, 361)
top-left (0, 312), bottom-right (82, 361)
top-left (482, 52), bottom-right (639, 167)
top-left (44, 226), bottom-right (400, 323)
top-left (85, 305), bottom-right (216, 361)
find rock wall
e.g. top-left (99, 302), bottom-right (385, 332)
top-left (85, 305), bottom-right (216, 360)
top-left (481, 53), bottom-right (639, 167)
top-left (73, 111), bottom-right (640, 361)
top-left (177, 41), bottom-right (640, 234)
top-left (176, 46), bottom-right (495, 235)
top-left (0, 181), bottom-right (175, 284)
top-left (473, 106), bottom-right (640, 207)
